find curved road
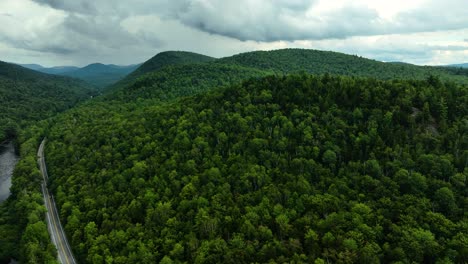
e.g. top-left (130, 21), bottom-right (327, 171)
top-left (38, 139), bottom-right (77, 264)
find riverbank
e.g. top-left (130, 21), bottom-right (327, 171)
top-left (0, 141), bottom-right (19, 202)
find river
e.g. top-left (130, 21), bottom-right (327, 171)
top-left (0, 141), bottom-right (19, 203)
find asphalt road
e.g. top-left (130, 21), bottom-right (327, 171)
top-left (38, 139), bottom-right (77, 264)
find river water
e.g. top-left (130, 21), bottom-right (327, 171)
top-left (0, 141), bottom-right (19, 202)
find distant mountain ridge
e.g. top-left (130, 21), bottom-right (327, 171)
top-left (61, 63), bottom-right (140, 88)
top-left (19, 62), bottom-right (141, 88)
top-left (16, 49), bottom-right (468, 93)
top-left (43, 66), bottom-right (80, 75)
top-left (19, 63), bottom-right (45, 71)
top-left (20, 63), bottom-right (79, 74)
top-left (447, 63), bottom-right (468, 68)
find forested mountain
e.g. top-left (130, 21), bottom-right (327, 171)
top-left (105, 49), bottom-right (468, 104)
top-left (0, 61), bottom-right (96, 142)
top-left (60, 63), bottom-right (140, 89)
top-left (3, 49), bottom-right (468, 263)
top-left (217, 49), bottom-right (468, 84)
top-left (108, 51), bottom-right (215, 92)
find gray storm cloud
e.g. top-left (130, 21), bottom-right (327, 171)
top-left (31, 0), bottom-right (97, 14)
top-left (28, 0), bottom-right (468, 42)
top-left (0, 0), bottom-right (466, 66)
top-left (172, 0), bottom-right (383, 41)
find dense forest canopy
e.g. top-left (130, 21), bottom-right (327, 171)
top-left (104, 63), bottom-right (272, 103)
top-left (43, 74), bottom-right (467, 263)
top-left (1, 49), bottom-right (467, 263)
top-left (0, 61), bottom-right (96, 142)
top-left (217, 49), bottom-right (468, 83)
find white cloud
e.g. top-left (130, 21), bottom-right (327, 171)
top-left (165, 0), bottom-right (468, 41)
top-left (293, 29), bottom-right (468, 65)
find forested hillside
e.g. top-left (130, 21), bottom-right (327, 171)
top-left (105, 63), bottom-right (271, 103)
top-left (104, 49), bottom-right (468, 104)
top-left (3, 49), bottom-right (468, 263)
top-left (0, 61), bottom-right (96, 142)
top-left (40, 74), bottom-right (467, 263)
top-left (218, 49), bottom-right (468, 84)
top-left (108, 51), bottom-right (215, 92)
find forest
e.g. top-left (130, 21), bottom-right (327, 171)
top-left (43, 75), bottom-right (468, 262)
top-left (0, 61), bottom-right (96, 142)
top-left (216, 49), bottom-right (468, 84)
top-left (0, 49), bottom-right (467, 263)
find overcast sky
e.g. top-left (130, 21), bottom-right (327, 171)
top-left (1, 0), bottom-right (467, 67)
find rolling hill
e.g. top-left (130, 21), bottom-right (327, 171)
top-left (104, 49), bottom-right (468, 105)
top-left (217, 49), bottom-right (468, 83)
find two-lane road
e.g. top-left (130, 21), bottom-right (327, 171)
top-left (38, 139), bottom-right (77, 264)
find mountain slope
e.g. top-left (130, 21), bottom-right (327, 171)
top-left (108, 51), bottom-right (215, 92)
top-left (0, 61), bottom-right (95, 141)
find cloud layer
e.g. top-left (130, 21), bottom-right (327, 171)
top-left (0, 0), bottom-right (467, 66)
